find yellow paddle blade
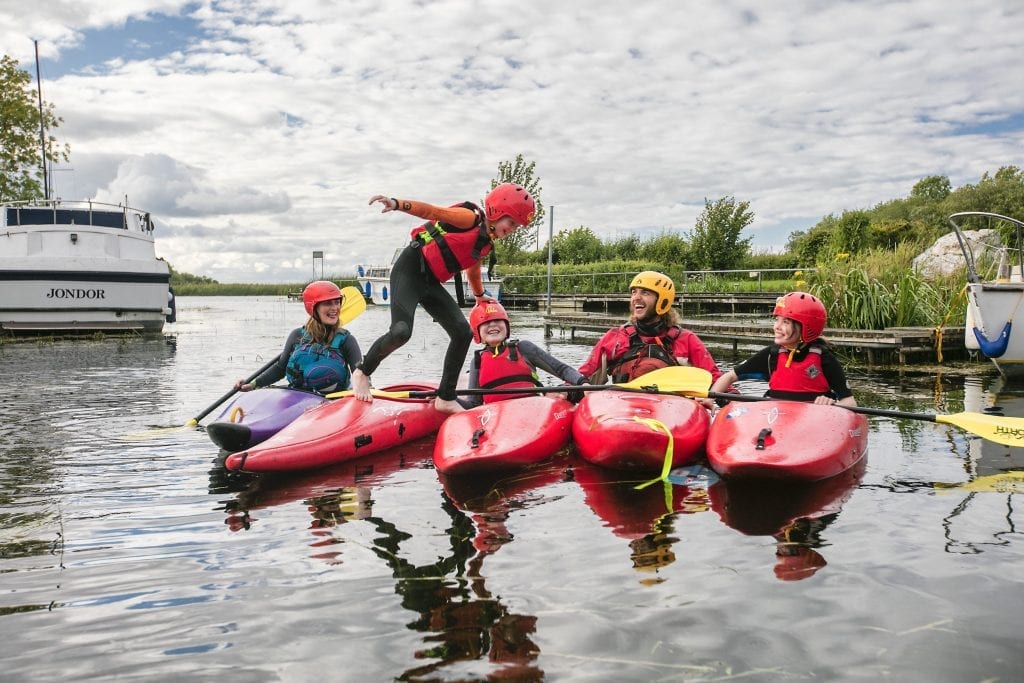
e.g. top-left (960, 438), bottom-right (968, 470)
top-left (323, 388), bottom-right (417, 400)
top-left (934, 471), bottom-right (1024, 494)
top-left (936, 412), bottom-right (1024, 447)
top-left (338, 286), bottom-right (367, 325)
top-left (615, 366), bottom-right (713, 395)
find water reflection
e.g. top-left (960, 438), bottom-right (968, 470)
top-left (939, 375), bottom-right (1024, 554)
top-left (572, 460), bottom-right (711, 583)
top-left (219, 439), bottom-right (434, 542)
top-left (708, 459), bottom-right (866, 581)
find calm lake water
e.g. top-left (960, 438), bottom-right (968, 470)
top-left (1, 296), bottom-right (1022, 681)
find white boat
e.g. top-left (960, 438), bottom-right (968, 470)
top-left (950, 211), bottom-right (1024, 379)
top-left (0, 199), bottom-right (176, 333)
top-left (356, 248), bottom-right (502, 306)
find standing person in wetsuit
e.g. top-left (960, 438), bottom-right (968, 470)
top-left (350, 183), bottom-right (536, 414)
top-left (577, 270), bottom-right (722, 385)
top-left (461, 300), bottom-right (587, 409)
top-left (707, 291), bottom-right (856, 407)
top-left (234, 280), bottom-right (362, 395)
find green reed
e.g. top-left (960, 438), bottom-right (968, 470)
top-left (806, 243), bottom-right (967, 330)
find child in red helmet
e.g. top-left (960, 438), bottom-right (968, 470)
top-left (462, 300), bottom-right (587, 408)
top-left (235, 280), bottom-right (362, 394)
top-left (708, 291), bottom-right (856, 407)
top-left (351, 183), bottom-right (536, 414)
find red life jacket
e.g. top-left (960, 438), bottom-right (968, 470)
top-left (410, 202), bottom-right (492, 283)
top-left (609, 323), bottom-right (682, 383)
top-left (767, 345), bottom-right (830, 396)
top-left (476, 341), bottom-right (541, 403)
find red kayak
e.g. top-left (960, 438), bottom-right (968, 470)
top-left (224, 382), bottom-right (446, 473)
top-left (433, 396), bottom-right (575, 476)
top-left (571, 390), bottom-right (710, 471)
top-left (706, 400), bottom-right (868, 481)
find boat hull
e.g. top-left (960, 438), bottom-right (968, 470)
top-left (706, 400), bottom-right (868, 481)
top-left (433, 395), bottom-right (575, 475)
top-left (571, 390), bottom-right (710, 471)
top-left (0, 201), bottom-right (173, 333)
top-left (223, 383), bottom-right (445, 472)
top-left (206, 386), bottom-right (329, 452)
top-left (966, 281), bottom-right (1024, 379)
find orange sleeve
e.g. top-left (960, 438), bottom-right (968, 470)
top-left (394, 199), bottom-right (478, 229)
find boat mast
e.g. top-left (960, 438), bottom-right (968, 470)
top-left (34, 39), bottom-right (50, 201)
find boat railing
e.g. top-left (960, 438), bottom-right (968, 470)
top-left (3, 199), bottom-right (154, 233)
top-left (949, 212), bottom-right (1024, 284)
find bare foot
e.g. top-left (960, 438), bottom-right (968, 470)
top-left (351, 369), bottom-right (373, 402)
top-left (433, 397), bottom-right (464, 414)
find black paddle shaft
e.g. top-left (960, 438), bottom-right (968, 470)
top-left (707, 391), bottom-right (939, 424)
top-left (191, 356), bottom-right (279, 424)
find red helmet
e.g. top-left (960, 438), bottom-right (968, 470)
top-left (302, 280), bottom-right (343, 317)
top-left (484, 183), bottom-right (536, 227)
top-left (469, 300), bottom-right (510, 344)
top-left (773, 291), bottom-right (826, 343)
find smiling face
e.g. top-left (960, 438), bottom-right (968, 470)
top-left (478, 318), bottom-right (509, 347)
top-left (630, 287), bottom-right (659, 322)
top-left (314, 297), bottom-right (342, 325)
top-left (489, 216), bottom-right (520, 239)
top-left (773, 315), bottom-right (802, 348)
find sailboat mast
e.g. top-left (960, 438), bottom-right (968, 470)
top-left (34, 40), bottom-right (50, 201)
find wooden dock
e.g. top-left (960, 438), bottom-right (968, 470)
top-left (542, 314), bottom-right (967, 365)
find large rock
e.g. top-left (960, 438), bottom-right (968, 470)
top-left (913, 229), bottom-right (1000, 278)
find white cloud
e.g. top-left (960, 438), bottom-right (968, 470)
top-left (4, 0), bottom-right (1023, 282)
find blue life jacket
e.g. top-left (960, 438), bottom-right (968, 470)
top-left (286, 330), bottom-right (351, 393)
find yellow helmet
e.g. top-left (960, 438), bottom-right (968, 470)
top-left (629, 271), bottom-right (675, 315)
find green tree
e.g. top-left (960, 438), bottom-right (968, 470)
top-left (551, 225), bottom-right (603, 264)
top-left (639, 231), bottom-right (690, 267)
top-left (910, 175), bottom-right (951, 202)
top-left (0, 54), bottom-right (69, 200)
top-left (830, 209), bottom-right (871, 254)
top-left (687, 196), bottom-right (753, 270)
top-left (604, 233), bottom-right (641, 261)
top-left (491, 154), bottom-right (544, 262)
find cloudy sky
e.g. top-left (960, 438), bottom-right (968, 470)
top-left (3, 1), bottom-right (1022, 283)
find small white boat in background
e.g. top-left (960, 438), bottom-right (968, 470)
top-left (356, 248), bottom-right (502, 306)
top-left (0, 199), bottom-right (175, 334)
top-left (950, 211), bottom-right (1024, 379)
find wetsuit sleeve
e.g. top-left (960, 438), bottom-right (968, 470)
top-left (341, 332), bottom-right (362, 371)
top-left (821, 348), bottom-right (854, 400)
top-left (675, 331), bottom-right (722, 382)
top-left (733, 345), bottom-right (772, 381)
top-left (460, 352), bottom-right (483, 409)
top-left (252, 328), bottom-right (302, 387)
top-left (519, 340), bottom-right (584, 385)
top-left (394, 199), bottom-right (478, 229)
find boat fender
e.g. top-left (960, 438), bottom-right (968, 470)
top-left (756, 427), bottom-right (773, 450)
top-left (972, 321), bottom-right (1011, 358)
top-left (166, 287), bottom-right (177, 323)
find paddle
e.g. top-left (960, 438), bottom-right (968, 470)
top-left (183, 285), bottom-right (367, 426)
top-left (685, 388), bottom-right (1024, 448)
top-left (324, 366), bottom-right (714, 400)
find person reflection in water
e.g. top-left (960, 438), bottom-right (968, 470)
top-left (365, 497), bottom-right (544, 680)
top-left (772, 516), bottom-right (833, 581)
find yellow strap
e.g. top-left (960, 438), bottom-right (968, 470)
top-left (633, 417), bottom-right (675, 490)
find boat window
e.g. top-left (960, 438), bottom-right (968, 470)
top-left (4, 207), bottom-right (128, 229)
